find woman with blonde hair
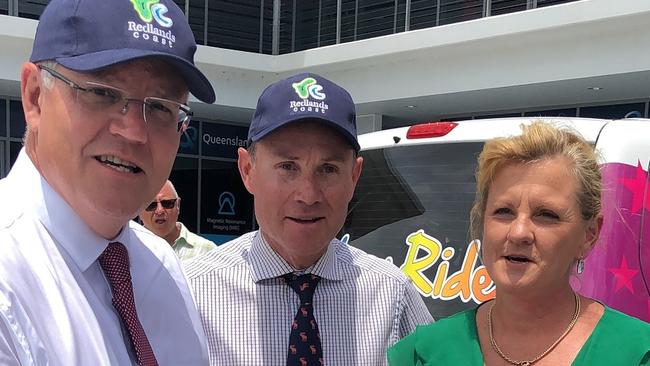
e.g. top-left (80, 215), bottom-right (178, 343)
top-left (388, 121), bottom-right (650, 365)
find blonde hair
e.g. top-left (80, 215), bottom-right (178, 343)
top-left (469, 121), bottom-right (601, 239)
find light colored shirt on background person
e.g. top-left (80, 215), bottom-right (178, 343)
top-left (173, 222), bottom-right (217, 261)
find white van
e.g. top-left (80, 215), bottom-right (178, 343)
top-left (342, 117), bottom-right (650, 322)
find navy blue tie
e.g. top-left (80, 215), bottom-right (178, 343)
top-left (284, 273), bottom-right (323, 366)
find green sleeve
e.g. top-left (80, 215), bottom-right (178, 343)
top-left (388, 331), bottom-right (419, 366)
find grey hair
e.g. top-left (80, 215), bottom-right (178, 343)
top-left (164, 180), bottom-right (180, 198)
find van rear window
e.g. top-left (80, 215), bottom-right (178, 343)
top-left (342, 142), bottom-right (490, 318)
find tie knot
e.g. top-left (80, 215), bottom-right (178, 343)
top-left (99, 242), bottom-right (131, 285)
top-left (283, 274), bottom-right (320, 304)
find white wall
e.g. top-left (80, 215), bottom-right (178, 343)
top-left (1, 0), bottom-right (649, 125)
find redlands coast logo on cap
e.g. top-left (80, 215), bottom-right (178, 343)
top-left (127, 0), bottom-right (176, 48)
top-left (290, 77), bottom-right (328, 114)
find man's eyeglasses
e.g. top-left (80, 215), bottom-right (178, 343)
top-left (145, 198), bottom-right (178, 212)
top-left (38, 65), bottom-right (192, 133)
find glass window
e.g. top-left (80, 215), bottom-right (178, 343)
top-left (319, 0), bottom-right (338, 47)
top-left (439, 0), bottom-right (482, 26)
top-left (0, 99), bottom-right (6, 137)
top-left (10, 141), bottom-right (21, 168)
top-left (170, 157), bottom-right (200, 233)
top-left (536, 0), bottom-right (580, 8)
top-left (9, 101), bottom-right (26, 139)
top-left (409, 0), bottom-right (438, 31)
top-left (339, 0), bottom-right (357, 43)
top-left (188, 0), bottom-right (206, 45)
top-left (0, 141), bottom-right (4, 179)
top-left (294, 0), bottom-right (320, 51)
top-left (200, 159), bottom-right (254, 244)
top-left (0, 0), bottom-right (7, 15)
top-left (474, 112), bottom-right (521, 119)
top-left (18, 0), bottom-right (48, 19)
top-left (580, 103), bottom-right (646, 120)
top-left (344, 142), bottom-right (483, 318)
top-left (356, 0), bottom-right (396, 41)
top-left (261, 0), bottom-right (274, 54)
top-left (279, 0), bottom-right (295, 53)
top-left (201, 122), bottom-right (248, 160)
top-left (524, 108), bottom-right (577, 117)
top-left (179, 120), bottom-right (200, 155)
top-left (206, 0), bottom-right (261, 53)
top-left (490, 0), bottom-right (527, 16)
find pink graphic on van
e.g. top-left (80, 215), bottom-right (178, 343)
top-left (619, 161), bottom-right (650, 213)
top-left (578, 161), bottom-right (649, 322)
top-left (607, 257), bottom-right (639, 294)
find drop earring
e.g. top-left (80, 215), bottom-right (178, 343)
top-left (577, 258), bottom-right (585, 274)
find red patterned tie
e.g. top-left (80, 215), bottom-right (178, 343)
top-left (99, 242), bottom-right (159, 366)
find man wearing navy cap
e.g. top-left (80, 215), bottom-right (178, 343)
top-left (185, 73), bottom-right (432, 365)
top-left (0, 0), bottom-right (214, 364)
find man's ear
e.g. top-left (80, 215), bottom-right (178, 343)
top-left (21, 63), bottom-right (43, 134)
top-left (237, 147), bottom-right (254, 194)
top-left (352, 156), bottom-right (363, 187)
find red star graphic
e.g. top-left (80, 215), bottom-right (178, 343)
top-left (607, 257), bottom-right (639, 294)
top-left (619, 161), bottom-right (650, 213)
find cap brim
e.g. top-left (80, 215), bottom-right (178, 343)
top-left (252, 115), bottom-right (360, 152)
top-left (56, 49), bottom-right (216, 104)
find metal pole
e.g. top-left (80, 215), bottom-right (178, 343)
top-left (354, 0), bottom-right (358, 41)
top-left (336, 0), bottom-right (342, 44)
top-left (291, 0), bottom-right (296, 52)
top-left (393, 0), bottom-right (398, 34)
top-left (257, 0), bottom-right (264, 53)
top-left (484, 0), bottom-right (491, 17)
top-left (317, 0), bottom-right (322, 47)
top-left (272, 0), bottom-right (280, 55)
top-left (405, 0), bottom-right (411, 31)
top-left (203, 0), bottom-right (208, 45)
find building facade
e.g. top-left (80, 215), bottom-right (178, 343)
top-left (1, 0), bottom-right (649, 242)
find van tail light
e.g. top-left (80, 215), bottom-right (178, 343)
top-left (406, 122), bottom-right (458, 139)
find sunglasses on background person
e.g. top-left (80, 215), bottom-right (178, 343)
top-left (145, 198), bottom-right (178, 212)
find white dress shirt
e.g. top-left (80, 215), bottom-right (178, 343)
top-left (185, 231), bottom-right (433, 366)
top-left (0, 149), bottom-right (209, 366)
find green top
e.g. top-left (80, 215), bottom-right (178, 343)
top-left (172, 222), bottom-right (217, 262)
top-left (388, 305), bottom-right (650, 366)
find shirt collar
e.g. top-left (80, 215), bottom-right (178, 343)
top-left (173, 222), bottom-right (193, 248)
top-left (14, 149), bottom-right (123, 272)
top-left (248, 230), bottom-right (343, 282)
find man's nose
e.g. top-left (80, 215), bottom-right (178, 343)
top-left (108, 99), bottom-right (148, 144)
top-left (294, 174), bottom-right (322, 206)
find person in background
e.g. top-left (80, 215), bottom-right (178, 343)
top-left (0, 0), bottom-right (216, 364)
top-left (140, 180), bottom-right (216, 262)
top-left (185, 73), bottom-right (432, 365)
top-left (388, 121), bottom-right (650, 365)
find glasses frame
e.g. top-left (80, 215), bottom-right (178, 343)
top-left (145, 198), bottom-right (178, 212)
top-left (38, 64), bottom-right (193, 132)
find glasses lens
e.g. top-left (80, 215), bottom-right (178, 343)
top-left (144, 97), bottom-right (187, 131)
top-left (78, 82), bottom-right (124, 109)
top-left (144, 199), bottom-right (176, 211)
top-left (145, 201), bottom-right (158, 212)
top-left (160, 199), bottom-right (177, 209)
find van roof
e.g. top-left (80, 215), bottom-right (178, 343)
top-left (358, 117), bottom-right (609, 151)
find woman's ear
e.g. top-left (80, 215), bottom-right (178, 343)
top-left (581, 215), bottom-right (603, 258)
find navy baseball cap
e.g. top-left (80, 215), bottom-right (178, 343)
top-left (29, 0), bottom-right (216, 104)
top-left (249, 73), bottom-right (360, 152)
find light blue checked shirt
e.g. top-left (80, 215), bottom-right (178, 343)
top-left (185, 231), bottom-right (433, 366)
